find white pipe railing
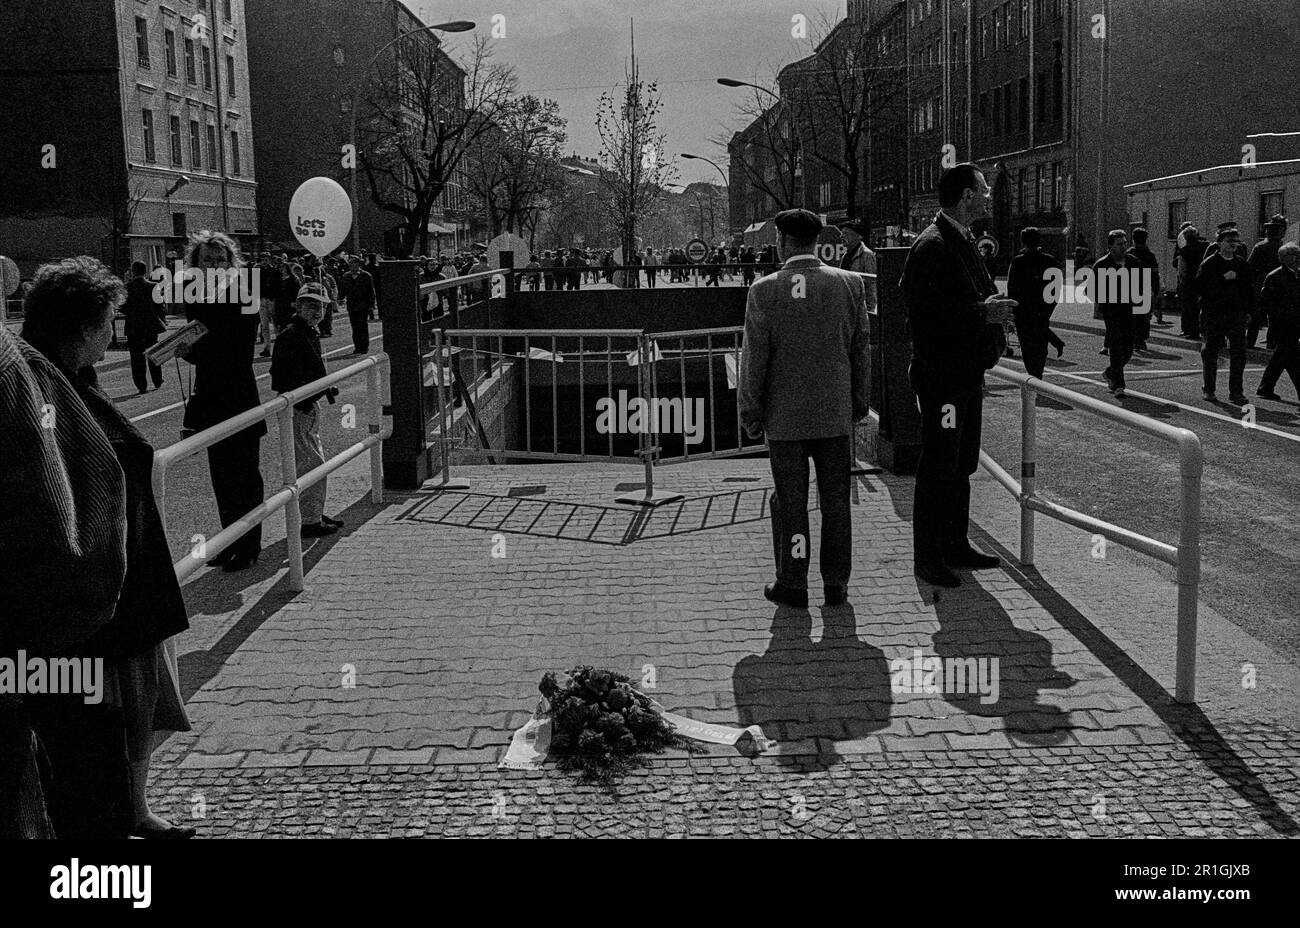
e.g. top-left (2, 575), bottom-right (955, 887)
top-left (980, 363), bottom-right (1203, 703)
top-left (152, 353), bottom-right (391, 591)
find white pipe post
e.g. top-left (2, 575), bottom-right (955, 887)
top-left (276, 404), bottom-right (306, 592)
top-left (1175, 433), bottom-right (1203, 703)
top-left (367, 360), bottom-right (384, 504)
top-left (1020, 381), bottom-right (1037, 565)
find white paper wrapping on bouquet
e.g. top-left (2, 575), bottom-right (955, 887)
top-left (499, 695), bottom-right (776, 770)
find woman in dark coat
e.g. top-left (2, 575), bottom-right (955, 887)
top-left (177, 231), bottom-right (268, 571)
top-left (21, 256), bottom-right (194, 838)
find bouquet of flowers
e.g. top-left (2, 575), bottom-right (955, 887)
top-left (539, 665), bottom-right (690, 781)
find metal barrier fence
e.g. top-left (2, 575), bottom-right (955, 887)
top-left (510, 262), bottom-right (770, 290)
top-left (152, 353), bottom-right (391, 591)
top-left (978, 363), bottom-right (1203, 703)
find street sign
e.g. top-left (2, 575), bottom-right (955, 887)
top-left (685, 239), bottom-right (709, 264)
top-left (975, 233), bottom-right (999, 260)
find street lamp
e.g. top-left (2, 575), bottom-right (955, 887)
top-left (680, 153), bottom-right (730, 240)
top-left (348, 19), bottom-right (476, 254)
top-left (717, 77), bottom-right (807, 209)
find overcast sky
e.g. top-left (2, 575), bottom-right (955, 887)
top-left (410, 0), bottom-right (846, 185)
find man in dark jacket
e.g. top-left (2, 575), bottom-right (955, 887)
top-left (1176, 227), bottom-right (1208, 339)
top-left (900, 163), bottom-right (1017, 588)
top-left (565, 249), bottom-right (585, 290)
top-left (341, 256), bottom-right (375, 354)
top-left (1197, 226), bottom-right (1255, 403)
top-left (176, 233), bottom-right (266, 571)
top-left (122, 261), bottom-right (166, 393)
top-left (1126, 227), bottom-right (1160, 349)
top-left (1007, 227), bottom-right (1065, 379)
top-left (1247, 214), bottom-right (1286, 348)
top-left (1255, 242), bottom-right (1300, 401)
top-left (1092, 230), bottom-right (1141, 397)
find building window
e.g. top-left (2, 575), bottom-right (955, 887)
top-left (230, 131), bottom-right (241, 175)
top-left (1020, 0), bottom-right (1029, 37)
top-left (226, 54), bottom-right (236, 96)
top-left (1052, 51), bottom-right (1064, 121)
top-left (202, 46), bottom-right (213, 90)
top-left (1019, 77), bottom-right (1029, 130)
top-left (172, 212), bottom-right (187, 238)
top-left (1004, 84), bottom-right (1014, 135)
top-left (979, 92), bottom-right (989, 138)
top-left (184, 38), bottom-right (197, 84)
top-left (1259, 191), bottom-right (1285, 237)
top-left (1053, 0), bottom-right (1063, 18)
top-left (190, 119), bottom-right (202, 169)
top-left (1016, 167), bottom-right (1027, 214)
top-left (1036, 163), bottom-right (1048, 211)
top-left (978, 16), bottom-right (987, 58)
top-left (169, 115), bottom-right (183, 165)
top-left (206, 124), bottom-right (218, 171)
top-left (1036, 71), bottom-right (1047, 123)
top-left (992, 87), bottom-right (1002, 136)
top-left (142, 109), bottom-right (156, 163)
top-left (164, 29), bottom-right (177, 76)
top-left (993, 8), bottom-right (1002, 51)
top-left (135, 17), bottom-right (150, 68)
top-left (1035, 0), bottom-right (1046, 24)
top-left (1003, 2), bottom-right (1013, 43)
top-left (1167, 200), bottom-right (1188, 240)
top-left (223, 0), bottom-right (233, 21)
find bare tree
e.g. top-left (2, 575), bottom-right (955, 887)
top-left (98, 178), bottom-right (148, 275)
top-left (595, 75), bottom-right (677, 281)
top-left (357, 35), bottom-right (516, 257)
top-left (463, 95), bottom-right (567, 238)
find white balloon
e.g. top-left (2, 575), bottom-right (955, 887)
top-left (288, 177), bottom-right (353, 257)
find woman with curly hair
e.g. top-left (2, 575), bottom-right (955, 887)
top-left (176, 230), bottom-right (267, 571)
top-left (19, 256), bottom-right (194, 838)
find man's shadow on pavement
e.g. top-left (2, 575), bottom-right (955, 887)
top-left (733, 604), bottom-right (891, 772)
top-left (930, 577), bottom-right (1076, 745)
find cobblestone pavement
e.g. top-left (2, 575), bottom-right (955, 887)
top-left (151, 461), bottom-right (1300, 837)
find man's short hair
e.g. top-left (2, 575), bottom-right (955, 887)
top-left (1131, 227), bottom-right (1149, 245)
top-left (1278, 242), bottom-right (1300, 258)
top-left (938, 162), bottom-right (983, 209)
top-left (1020, 227), bottom-right (1041, 248)
top-left (131, 260), bottom-right (148, 275)
top-left (1107, 229), bottom-right (1128, 245)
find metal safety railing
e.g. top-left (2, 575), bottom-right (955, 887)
top-left (978, 363), bottom-right (1203, 703)
top-left (152, 353), bottom-right (391, 591)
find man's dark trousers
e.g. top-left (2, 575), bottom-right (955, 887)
top-left (1202, 314), bottom-right (1248, 396)
top-left (1013, 309), bottom-right (1049, 379)
top-left (910, 375), bottom-right (982, 566)
top-left (767, 435), bottom-right (852, 590)
top-left (348, 308), bottom-right (370, 353)
top-left (128, 337), bottom-right (163, 392)
top-left (207, 430), bottom-right (264, 560)
top-left (1102, 307), bottom-right (1134, 389)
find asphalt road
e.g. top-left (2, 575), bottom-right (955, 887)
top-left (984, 316), bottom-right (1300, 664)
top-left (90, 320), bottom-right (385, 565)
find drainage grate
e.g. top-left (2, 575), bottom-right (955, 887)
top-left (507, 485), bottom-right (548, 497)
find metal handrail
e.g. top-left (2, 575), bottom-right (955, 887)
top-left (152, 353), bottom-right (392, 590)
top-left (980, 363), bottom-right (1203, 702)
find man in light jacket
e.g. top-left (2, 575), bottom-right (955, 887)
top-left (739, 209), bottom-right (871, 608)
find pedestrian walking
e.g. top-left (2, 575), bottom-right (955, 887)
top-left (1197, 224), bottom-right (1255, 404)
top-left (341, 256), bottom-right (375, 354)
top-left (1255, 242), bottom-right (1300, 400)
top-left (176, 231), bottom-right (266, 572)
top-left (900, 163), bottom-right (1017, 588)
top-left (1093, 230), bottom-right (1140, 397)
top-left (525, 254), bottom-right (541, 291)
top-left (271, 281), bottom-right (343, 538)
top-left (1007, 227), bottom-right (1066, 379)
top-left (1176, 226), bottom-right (1208, 338)
top-left (1126, 227), bottom-right (1160, 351)
top-left (643, 247), bottom-right (659, 288)
top-left (739, 209), bottom-right (870, 608)
top-left (1247, 214), bottom-right (1286, 348)
top-left (121, 261), bottom-right (166, 393)
top-left (838, 220), bottom-right (878, 311)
